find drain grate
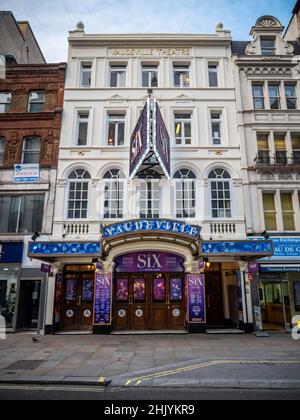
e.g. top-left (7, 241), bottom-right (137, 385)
top-left (4, 360), bottom-right (44, 371)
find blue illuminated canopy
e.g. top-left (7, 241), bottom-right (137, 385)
top-left (28, 242), bottom-right (101, 257)
top-left (202, 241), bottom-right (273, 256)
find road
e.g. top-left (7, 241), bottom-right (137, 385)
top-left (0, 384), bottom-right (300, 400)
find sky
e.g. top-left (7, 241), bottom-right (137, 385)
top-left (0, 0), bottom-right (295, 62)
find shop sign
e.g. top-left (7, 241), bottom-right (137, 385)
top-left (187, 274), bottom-right (206, 324)
top-left (270, 238), bottom-right (300, 259)
top-left (0, 242), bottom-right (23, 263)
top-left (129, 102), bottom-right (149, 178)
top-left (103, 219), bottom-right (201, 240)
top-left (28, 242), bottom-right (101, 256)
top-left (248, 262), bottom-right (260, 273)
top-left (53, 273), bottom-right (63, 325)
top-left (153, 102), bottom-right (171, 179)
top-left (14, 164), bottom-right (39, 183)
top-left (260, 265), bottom-right (300, 273)
top-left (94, 273), bottom-right (112, 326)
top-left (115, 252), bottom-right (185, 273)
top-left (41, 263), bottom-right (52, 274)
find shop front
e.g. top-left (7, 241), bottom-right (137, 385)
top-left (0, 242), bottom-right (23, 332)
top-left (257, 237), bottom-right (300, 332)
top-left (28, 224), bottom-right (273, 335)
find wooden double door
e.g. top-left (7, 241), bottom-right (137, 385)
top-left (114, 273), bottom-right (185, 331)
top-left (61, 272), bottom-right (94, 331)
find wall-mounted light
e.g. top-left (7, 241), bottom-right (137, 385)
top-left (31, 232), bottom-right (41, 242)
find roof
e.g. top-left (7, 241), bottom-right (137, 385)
top-left (231, 40), bottom-right (300, 56)
top-left (293, 0), bottom-right (300, 14)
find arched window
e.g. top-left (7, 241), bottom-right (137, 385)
top-left (103, 169), bottom-right (125, 219)
top-left (139, 170), bottom-right (161, 219)
top-left (209, 169), bottom-right (231, 218)
top-left (22, 137), bottom-right (41, 164)
top-left (174, 169), bottom-right (196, 218)
top-left (67, 169), bottom-right (91, 219)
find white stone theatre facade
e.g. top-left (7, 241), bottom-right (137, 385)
top-left (28, 24), bottom-right (273, 334)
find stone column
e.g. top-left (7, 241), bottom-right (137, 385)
top-left (238, 261), bottom-right (254, 333)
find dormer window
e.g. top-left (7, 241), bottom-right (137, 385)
top-left (260, 36), bottom-right (276, 56)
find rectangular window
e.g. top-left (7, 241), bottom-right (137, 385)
top-left (274, 134), bottom-right (287, 165)
top-left (174, 113), bottom-right (192, 145)
top-left (76, 111), bottom-right (89, 146)
top-left (80, 62), bottom-right (92, 87)
top-left (0, 138), bottom-right (4, 166)
top-left (28, 91), bottom-right (45, 113)
top-left (110, 65), bottom-right (127, 88)
top-left (104, 180), bottom-right (124, 219)
top-left (263, 193), bottom-right (277, 231)
top-left (252, 84), bottom-right (265, 110)
top-left (211, 180), bottom-right (231, 218)
top-left (281, 193), bottom-right (295, 231)
top-left (107, 113), bottom-right (125, 146)
top-left (0, 92), bottom-right (11, 113)
top-left (173, 65), bottom-right (190, 88)
top-left (68, 181), bottom-right (89, 219)
top-left (175, 180), bottom-right (196, 218)
top-left (285, 84), bottom-right (297, 110)
top-left (208, 64), bottom-right (218, 87)
top-left (269, 84), bottom-right (281, 110)
top-left (140, 180), bottom-right (160, 218)
top-left (292, 133), bottom-right (300, 164)
top-left (211, 112), bottom-right (222, 145)
top-left (0, 195), bottom-right (44, 233)
top-left (22, 137), bottom-right (41, 164)
top-left (261, 36), bottom-right (276, 56)
top-left (141, 65), bottom-right (158, 87)
top-left (257, 133), bottom-right (270, 164)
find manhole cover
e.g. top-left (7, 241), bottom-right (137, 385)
top-left (4, 360), bottom-right (44, 371)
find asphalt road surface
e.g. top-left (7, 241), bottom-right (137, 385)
top-left (0, 384), bottom-right (300, 400)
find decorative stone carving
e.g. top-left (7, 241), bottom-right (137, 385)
top-left (278, 173), bottom-right (293, 181)
top-left (260, 173), bottom-right (274, 181)
top-left (296, 173), bottom-right (300, 180)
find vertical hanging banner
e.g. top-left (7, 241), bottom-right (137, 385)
top-left (187, 274), bottom-right (206, 324)
top-left (93, 273), bottom-right (112, 325)
top-left (129, 101), bottom-right (150, 178)
top-left (153, 101), bottom-right (171, 179)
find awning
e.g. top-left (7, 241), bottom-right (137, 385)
top-left (28, 241), bottom-right (101, 262)
top-left (201, 240), bottom-right (273, 260)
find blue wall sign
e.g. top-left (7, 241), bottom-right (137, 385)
top-left (0, 242), bottom-right (23, 264)
top-left (102, 219), bottom-right (201, 240)
top-left (271, 238), bottom-right (300, 259)
top-left (28, 242), bottom-right (101, 256)
top-left (202, 241), bottom-right (273, 255)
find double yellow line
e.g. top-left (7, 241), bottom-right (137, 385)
top-left (123, 360), bottom-right (300, 387)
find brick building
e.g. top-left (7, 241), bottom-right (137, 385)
top-left (0, 61), bottom-right (66, 333)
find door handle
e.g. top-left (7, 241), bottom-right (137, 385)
top-left (77, 295), bottom-right (82, 306)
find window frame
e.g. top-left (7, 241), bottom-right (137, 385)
top-left (280, 192), bottom-right (296, 232)
top-left (80, 62), bottom-right (92, 88)
top-left (209, 169), bottom-right (232, 219)
top-left (262, 192), bottom-right (278, 232)
top-left (252, 84), bottom-right (265, 110)
top-left (173, 64), bottom-right (190, 88)
top-left (174, 169), bottom-right (196, 219)
top-left (208, 64), bottom-right (219, 87)
top-left (260, 36), bottom-right (276, 56)
top-left (0, 194), bottom-right (45, 234)
top-left (0, 138), bottom-right (5, 166)
top-left (257, 133), bottom-right (270, 164)
top-left (269, 83), bottom-right (281, 110)
top-left (141, 64), bottom-right (158, 88)
top-left (28, 91), bottom-right (45, 113)
top-left (103, 169), bottom-right (125, 220)
top-left (109, 64), bottom-right (127, 88)
top-left (67, 169), bottom-right (91, 220)
top-left (174, 112), bottom-right (192, 146)
top-left (106, 113), bottom-right (126, 147)
top-left (0, 92), bottom-right (12, 113)
top-left (210, 111), bottom-right (222, 145)
top-left (22, 137), bottom-right (41, 164)
top-left (139, 178), bottom-right (161, 219)
top-left (76, 111), bottom-right (90, 147)
top-left (285, 83), bottom-right (297, 110)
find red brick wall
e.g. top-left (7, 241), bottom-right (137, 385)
top-left (0, 63), bottom-right (66, 168)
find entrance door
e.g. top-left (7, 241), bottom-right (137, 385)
top-left (61, 273), bottom-right (94, 331)
top-left (17, 280), bottom-right (41, 330)
top-left (151, 274), bottom-right (185, 330)
top-left (205, 272), bottom-right (224, 326)
top-left (114, 273), bottom-right (185, 331)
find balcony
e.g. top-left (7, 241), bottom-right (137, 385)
top-left (254, 153), bottom-right (300, 172)
top-left (201, 220), bottom-right (246, 240)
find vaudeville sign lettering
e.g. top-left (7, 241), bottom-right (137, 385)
top-left (102, 219), bottom-right (201, 240)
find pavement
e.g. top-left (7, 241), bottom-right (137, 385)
top-left (0, 332), bottom-right (299, 390)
